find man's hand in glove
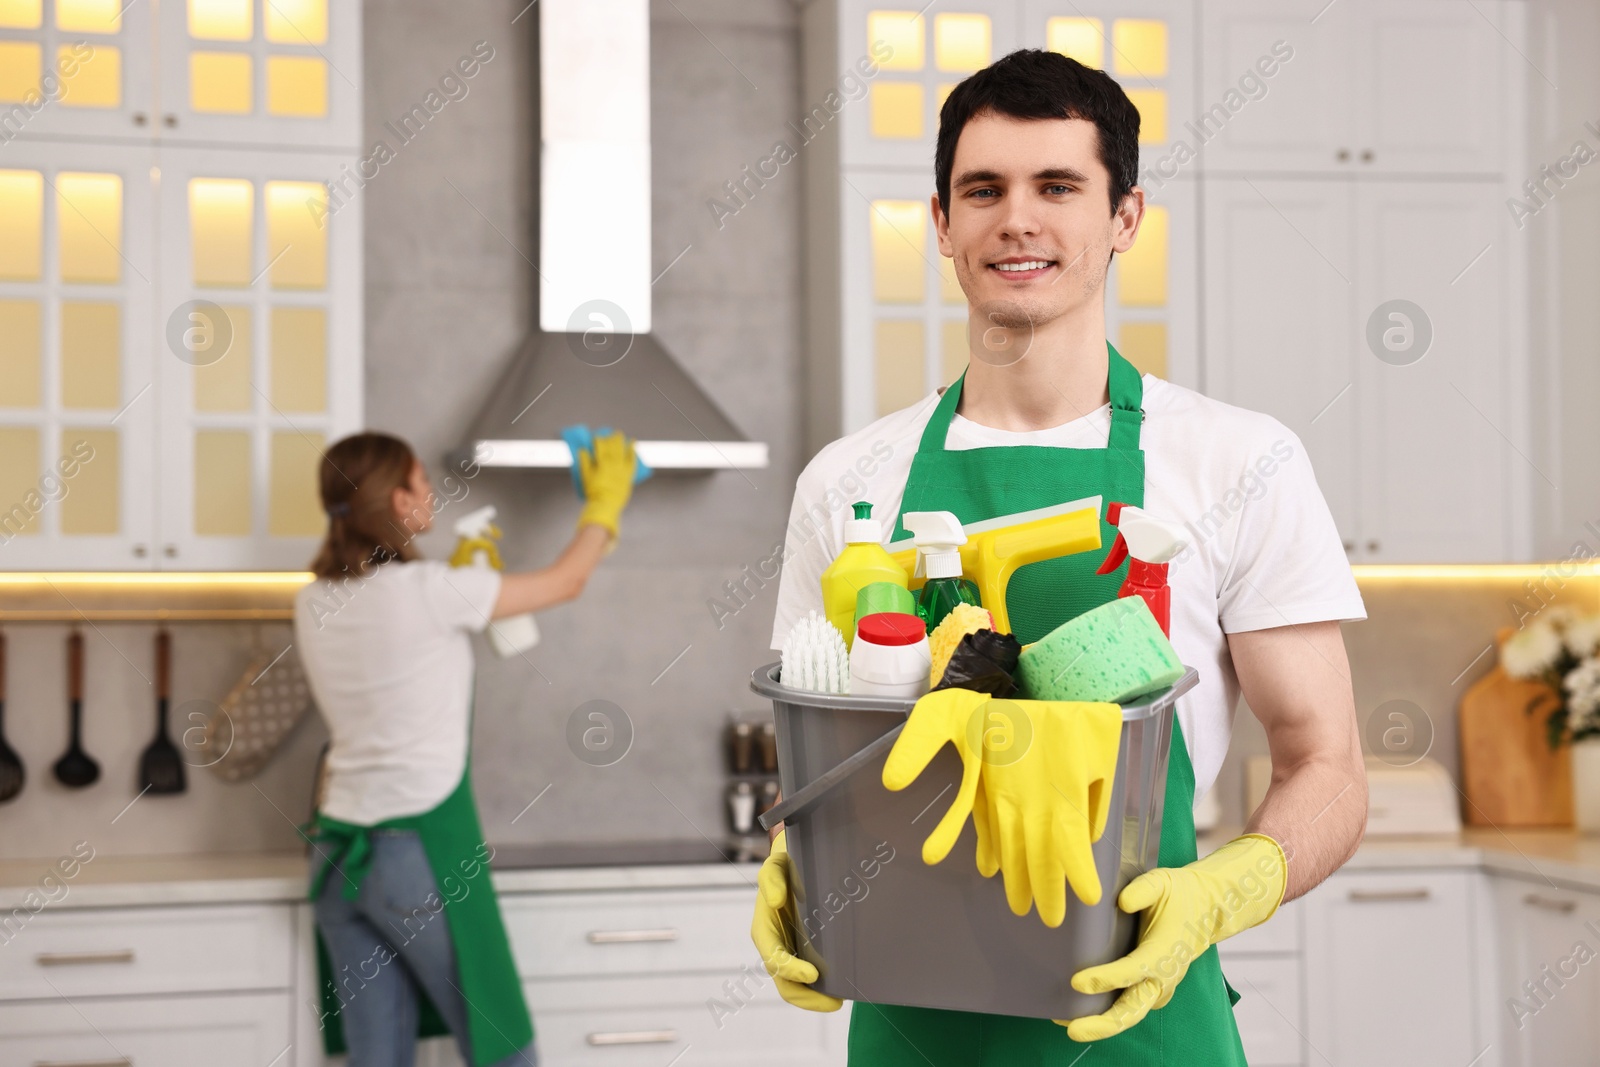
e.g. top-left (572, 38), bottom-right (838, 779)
top-left (750, 830), bottom-right (843, 1013)
top-left (1061, 833), bottom-right (1288, 1040)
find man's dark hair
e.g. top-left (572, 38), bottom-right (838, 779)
top-left (935, 49), bottom-right (1141, 218)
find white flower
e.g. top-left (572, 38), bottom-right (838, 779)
top-left (1563, 614), bottom-right (1600, 658)
top-left (1502, 619), bottom-right (1565, 679)
top-left (1566, 658), bottom-right (1600, 721)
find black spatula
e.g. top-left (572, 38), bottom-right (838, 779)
top-left (0, 631), bottom-right (24, 803)
top-left (53, 630), bottom-right (99, 789)
top-left (138, 629), bottom-right (185, 794)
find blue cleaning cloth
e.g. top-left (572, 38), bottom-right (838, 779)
top-left (561, 424), bottom-right (652, 499)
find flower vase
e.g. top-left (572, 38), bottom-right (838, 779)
top-left (1572, 738), bottom-right (1600, 833)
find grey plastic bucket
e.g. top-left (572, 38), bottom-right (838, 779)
top-left (752, 663), bottom-right (1197, 1020)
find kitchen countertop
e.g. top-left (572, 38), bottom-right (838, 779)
top-left (0, 840), bottom-right (765, 910)
top-left (11, 830), bottom-right (1600, 911)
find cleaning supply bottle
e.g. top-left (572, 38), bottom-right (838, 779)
top-left (450, 505), bottom-right (540, 657)
top-left (820, 502), bottom-right (908, 649)
top-left (850, 612), bottom-right (931, 698)
top-left (903, 511), bottom-right (982, 633)
top-left (1093, 502), bottom-right (1189, 638)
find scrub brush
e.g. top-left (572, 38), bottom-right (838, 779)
top-left (928, 602), bottom-right (994, 687)
top-left (781, 611), bottom-right (850, 695)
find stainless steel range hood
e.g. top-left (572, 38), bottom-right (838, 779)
top-left (451, 0), bottom-right (767, 473)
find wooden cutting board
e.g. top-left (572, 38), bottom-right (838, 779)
top-left (1458, 628), bottom-right (1574, 827)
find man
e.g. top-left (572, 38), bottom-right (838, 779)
top-left (753, 49), bottom-right (1368, 1064)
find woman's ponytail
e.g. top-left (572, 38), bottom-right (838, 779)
top-left (308, 432), bottom-right (422, 581)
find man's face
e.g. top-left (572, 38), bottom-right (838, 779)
top-left (935, 111), bottom-right (1143, 333)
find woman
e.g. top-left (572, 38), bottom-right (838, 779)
top-left (294, 430), bottom-right (636, 1067)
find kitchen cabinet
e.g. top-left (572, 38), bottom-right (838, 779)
top-left (0, 0), bottom-right (363, 570)
top-left (1489, 875), bottom-right (1600, 1067)
top-left (800, 0), bottom-right (1200, 450)
top-left (0, 0), bottom-right (360, 149)
top-left (1202, 177), bottom-right (1522, 562)
top-left (0, 991), bottom-right (293, 1064)
top-left (1198, 0), bottom-right (1516, 176)
top-left (1218, 899), bottom-right (1305, 1066)
top-left (1302, 869), bottom-right (1490, 1066)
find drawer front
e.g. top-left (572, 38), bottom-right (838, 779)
top-left (1223, 956), bottom-right (1304, 1067)
top-left (1219, 898), bottom-right (1301, 956)
top-left (525, 972), bottom-right (847, 1067)
top-left (503, 889), bottom-right (758, 979)
top-left (0, 991), bottom-right (291, 1066)
top-left (0, 904), bottom-right (293, 1000)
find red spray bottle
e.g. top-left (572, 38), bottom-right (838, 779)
top-left (1094, 502), bottom-right (1189, 638)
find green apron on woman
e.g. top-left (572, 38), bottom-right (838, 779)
top-left (305, 744), bottom-right (534, 1067)
top-left (852, 345), bottom-right (1246, 1066)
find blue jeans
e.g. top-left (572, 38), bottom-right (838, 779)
top-left (314, 828), bottom-right (537, 1067)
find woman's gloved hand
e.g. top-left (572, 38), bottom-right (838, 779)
top-left (881, 688), bottom-right (992, 864)
top-left (750, 831), bottom-right (843, 1013)
top-left (1060, 833), bottom-right (1289, 1041)
top-left (576, 432), bottom-right (637, 539)
top-left (969, 699), bottom-right (1122, 924)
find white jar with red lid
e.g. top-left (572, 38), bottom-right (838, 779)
top-left (850, 612), bottom-right (931, 699)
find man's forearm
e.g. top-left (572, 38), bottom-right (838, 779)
top-left (1245, 748), bottom-right (1367, 901)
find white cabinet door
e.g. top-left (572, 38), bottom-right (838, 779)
top-left (0, 991), bottom-right (291, 1066)
top-left (155, 0), bottom-right (362, 150)
top-left (1196, 0), bottom-right (1354, 174)
top-left (1221, 954), bottom-right (1304, 1067)
top-left (1304, 870), bottom-right (1485, 1066)
top-left (0, 0), bottom-right (157, 142)
top-left (0, 140), bottom-right (156, 568)
top-left (154, 145), bottom-right (362, 570)
top-left (1490, 877), bottom-right (1600, 1067)
top-left (1355, 180), bottom-right (1514, 562)
top-left (1352, 0), bottom-right (1514, 176)
top-left (1200, 177), bottom-right (1358, 550)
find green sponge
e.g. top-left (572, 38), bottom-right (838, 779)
top-left (1016, 596), bottom-right (1184, 703)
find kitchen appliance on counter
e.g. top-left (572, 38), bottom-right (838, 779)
top-left (1247, 754), bottom-right (1462, 836)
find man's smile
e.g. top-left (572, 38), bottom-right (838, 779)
top-left (987, 255), bottom-right (1058, 280)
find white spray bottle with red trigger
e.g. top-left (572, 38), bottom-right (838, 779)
top-left (1094, 502), bottom-right (1189, 638)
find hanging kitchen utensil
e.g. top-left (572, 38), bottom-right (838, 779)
top-left (0, 631), bottom-right (24, 803)
top-left (137, 628), bottom-right (185, 795)
top-left (205, 628), bottom-right (314, 782)
top-left (53, 630), bottom-right (99, 789)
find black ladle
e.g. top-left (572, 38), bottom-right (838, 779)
top-left (53, 630), bottom-right (99, 789)
top-left (0, 631), bottom-right (24, 802)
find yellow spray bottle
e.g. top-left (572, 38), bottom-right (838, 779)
top-left (821, 502), bottom-right (909, 649)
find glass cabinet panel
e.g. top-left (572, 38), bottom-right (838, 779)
top-left (269, 306), bottom-right (325, 412)
top-left (59, 301), bottom-right (120, 408)
top-left (871, 199), bottom-right (926, 304)
top-left (0, 300), bottom-right (42, 407)
top-left (58, 427), bottom-right (117, 533)
top-left (188, 0), bottom-right (252, 40)
top-left (56, 171), bottom-right (122, 282)
top-left (0, 170), bottom-right (44, 280)
top-left (193, 305), bottom-right (252, 411)
top-left (875, 320), bottom-right (923, 418)
top-left (193, 429), bottom-right (251, 535)
top-left (0, 427), bottom-right (41, 536)
top-left (189, 177), bottom-right (254, 286)
top-left (267, 429), bottom-right (322, 536)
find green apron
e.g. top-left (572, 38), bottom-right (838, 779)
top-left (305, 748), bottom-right (533, 1067)
top-left (853, 345), bottom-right (1246, 1066)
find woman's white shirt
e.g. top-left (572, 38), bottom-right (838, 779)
top-left (293, 559), bottom-right (502, 825)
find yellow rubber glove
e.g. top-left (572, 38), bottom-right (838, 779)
top-left (750, 831), bottom-right (844, 1013)
top-left (969, 699), bottom-right (1123, 924)
top-left (881, 689), bottom-right (992, 864)
top-left (1060, 833), bottom-right (1288, 1041)
top-left (576, 432), bottom-right (637, 539)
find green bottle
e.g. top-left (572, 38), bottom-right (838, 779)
top-left (903, 511), bottom-right (982, 633)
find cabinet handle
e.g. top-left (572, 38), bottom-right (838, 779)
top-left (1365, 539), bottom-right (1380, 553)
top-left (587, 1030), bottom-right (678, 1046)
top-left (1523, 893), bottom-right (1578, 914)
top-left (35, 950), bottom-right (136, 966)
top-left (163, 544), bottom-right (177, 558)
top-left (1348, 888), bottom-right (1430, 902)
top-left (131, 111), bottom-right (147, 126)
top-left (1361, 149), bottom-right (1374, 163)
top-left (34, 1060), bottom-right (132, 1067)
top-left (1336, 148), bottom-right (1351, 162)
top-left (1341, 538), bottom-right (1355, 552)
top-left (132, 544), bottom-right (147, 558)
top-left (163, 114), bottom-right (178, 128)
top-left (586, 927), bottom-right (679, 944)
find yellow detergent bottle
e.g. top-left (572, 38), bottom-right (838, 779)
top-left (821, 502), bottom-right (909, 649)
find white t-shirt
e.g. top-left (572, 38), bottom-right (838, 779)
top-left (770, 375), bottom-right (1367, 800)
top-left (293, 559), bottom-right (502, 825)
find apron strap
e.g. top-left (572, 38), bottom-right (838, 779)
top-left (917, 342), bottom-right (1145, 454)
top-left (303, 817), bottom-right (377, 902)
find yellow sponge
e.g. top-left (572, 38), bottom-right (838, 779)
top-left (928, 603), bottom-right (995, 687)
